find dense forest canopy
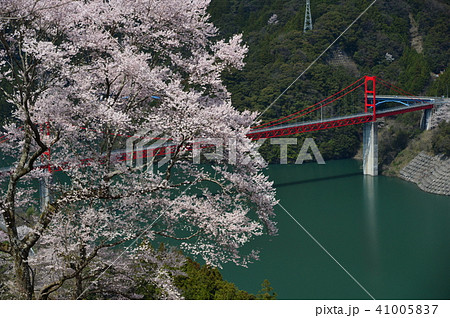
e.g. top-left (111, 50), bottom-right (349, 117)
top-left (207, 0), bottom-right (450, 161)
top-left (2, 1), bottom-right (449, 136)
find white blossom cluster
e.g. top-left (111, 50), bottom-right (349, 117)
top-left (0, 0), bottom-right (277, 299)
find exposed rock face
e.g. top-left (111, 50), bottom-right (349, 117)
top-left (400, 152), bottom-right (450, 196)
top-left (328, 48), bottom-right (360, 77)
top-left (430, 98), bottom-right (450, 129)
top-left (409, 13), bottom-right (423, 54)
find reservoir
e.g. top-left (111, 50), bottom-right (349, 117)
top-left (221, 159), bottom-right (450, 299)
top-left (1, 157), bottom-right (448, 299)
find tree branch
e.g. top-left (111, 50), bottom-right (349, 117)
top-left (38, 239), bottom-right (127, 299)
top-left (0, 241), bottom-right (11, 254)
top-left (155, 230), bottom-right (201, 241)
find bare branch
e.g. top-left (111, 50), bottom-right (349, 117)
top-left (38, 239), bottom-right (127, 299)
top-left (155, 230), bottom-right (201, 241)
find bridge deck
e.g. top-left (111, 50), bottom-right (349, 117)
top-left (247, 101), bottom-right (435, 139)
top-left (0, 143), bottom-right (188, 177)
top-left (372, 95), bottom-right (437, 101)
top-left (375, 102), bottom-right (433, 117)
top-left (0, 98), bottom-right (438, 174)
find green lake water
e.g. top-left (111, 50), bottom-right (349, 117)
top-left (221, 159), bottom-right (450, 299)
top-left (1, 157), bottom-right (449, 299)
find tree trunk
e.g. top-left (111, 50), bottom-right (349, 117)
top-left (74, 245), bottom-right (86, 299)
top-left (12, 247), bottom-right (33, 299)
top-left (74, 274), bottom-right (83, 299)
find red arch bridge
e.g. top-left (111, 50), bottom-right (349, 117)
top-left (0, 76), bottom-right (443, 177)
top-left (110, 76), bottom-right (441, 176)
top-left (0, 75), bottom-right (444, 212)
top-left (246, 76), bottom-right (442, 175)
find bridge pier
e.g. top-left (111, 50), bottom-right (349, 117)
top-left (420, 108), bottom-right (433, 130)
top-left (39, 176), bottom-right (51, 213)
top-left (363, 121), bottom-right (378, 176)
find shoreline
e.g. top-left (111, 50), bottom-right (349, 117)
top-left (398, 152), bottom-right (450, 196)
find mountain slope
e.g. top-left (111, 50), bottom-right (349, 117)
top-left (209, 0), bottom-right (450, 162)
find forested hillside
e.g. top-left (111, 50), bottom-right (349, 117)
top-left (209, 0), bottom-right (450, 162)
top-left (1, 1), bottom-right (448, 161)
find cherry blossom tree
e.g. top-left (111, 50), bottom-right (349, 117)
top-left (0, 0), bottom-right (277, 299)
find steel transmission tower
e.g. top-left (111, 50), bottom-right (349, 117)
top-left (304, 0), bottom-right (313, 32)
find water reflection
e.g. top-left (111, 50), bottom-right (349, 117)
top-left (223, 161), bottom-right (450, 298)
top-left (363, 176), bottom-right (380, 272)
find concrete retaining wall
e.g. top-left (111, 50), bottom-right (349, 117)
top-left (400, 151), bottom-right (450, 196)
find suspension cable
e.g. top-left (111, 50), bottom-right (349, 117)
top-left (252, 76), bottom-right (365, 129)
top-left (251, 81), bottom-right (365, 130)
